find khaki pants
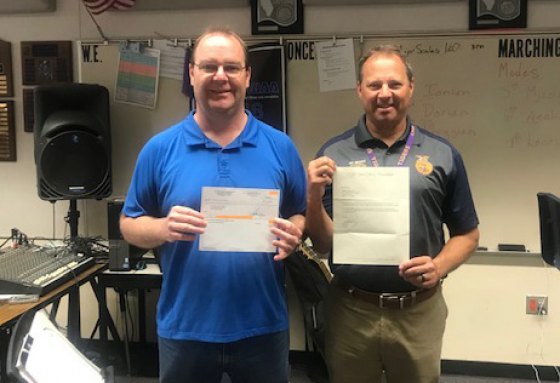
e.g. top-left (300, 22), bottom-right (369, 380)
top-left (325, 280), bottom-right (448, 383)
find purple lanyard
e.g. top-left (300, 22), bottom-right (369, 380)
top-left (366, 125), bottom-right (416, 167)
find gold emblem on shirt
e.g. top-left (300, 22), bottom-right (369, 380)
top-left (349, 160), bottom-right (367, 167)
top-left (415, 155), bottom-right (433, 176)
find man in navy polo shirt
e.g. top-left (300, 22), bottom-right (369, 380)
top-left (120, 27), bottom-right (306, 383)
top-left (306, 45), bottom-right (479, 383)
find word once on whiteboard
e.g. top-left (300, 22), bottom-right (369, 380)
top-left (287, 41), bottom-right (315, 61)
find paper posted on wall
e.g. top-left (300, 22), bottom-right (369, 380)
top-left (115, 46), bottom-right (160, 109)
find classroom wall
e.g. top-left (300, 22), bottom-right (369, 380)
top-left (2, 0), bottom-right (560, 367)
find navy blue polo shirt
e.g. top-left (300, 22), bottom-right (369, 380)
top-left (318, 116), bottom-right (478, 292)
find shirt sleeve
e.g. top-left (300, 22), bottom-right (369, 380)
top-left (122, 138), bottom-right (162, 219)
top-left (443, 148), bottom-right (479, 235)
top-left (280, 139), bottom-right (307, 219)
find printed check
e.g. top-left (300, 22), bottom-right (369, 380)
top-left (199, 187), bottom-right (280, 252)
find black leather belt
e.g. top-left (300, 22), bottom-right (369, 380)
top-left (333, 275), bottom-right (439, 309)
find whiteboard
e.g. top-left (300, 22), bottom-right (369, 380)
top-left (80, 33), bottom-right (560, 252)
top-left (287, 33), bottom-right (560, 252)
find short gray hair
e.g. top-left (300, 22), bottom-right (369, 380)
top-left (357, 44), bottom-right (414, 83)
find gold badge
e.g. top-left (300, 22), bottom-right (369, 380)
top-left (349, 160), bottom-right (367, 167)
top-left (415, 155), bottom-right (433, 176)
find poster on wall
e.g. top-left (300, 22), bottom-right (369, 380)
top-left (246, 44), bottom-right (287, 133)
top-left (115, 44), bottom-right (160, 109)
top-left (469, 0), bottom-right (527, 30)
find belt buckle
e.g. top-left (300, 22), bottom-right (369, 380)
top-left (379, 292), bottom-right (417, 309)
top-left (379, 293), bottom-right (400, 309)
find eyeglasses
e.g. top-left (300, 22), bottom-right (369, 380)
top-left (194, 62), bottom-right (246, 76)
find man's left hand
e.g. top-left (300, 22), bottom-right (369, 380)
top-left (270, 217), bottom-right (303, 261)
top-left (399, 256), bottom-right (441, 289)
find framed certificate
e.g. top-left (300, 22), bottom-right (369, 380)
top-left (251, 0), bottom-right (303, 35)
top-left (469, 0), bottom-right (527, 30)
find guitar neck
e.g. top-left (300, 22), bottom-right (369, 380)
top-left (299, 242), bottom-right (333, 282)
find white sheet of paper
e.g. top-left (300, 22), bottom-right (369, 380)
top-left (199, 187), bottom-right (280, 252)
top-left (333, 167), bottom-right (410, 265)
top-left (152, 39), bottom-right (188, 81)
top-left (316, 38), bottom-right (357, 92)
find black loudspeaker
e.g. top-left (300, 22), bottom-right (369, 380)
top-left (34, 83), bottom-right (111, 201)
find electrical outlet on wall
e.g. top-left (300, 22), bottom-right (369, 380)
top-left (526, 295), bottom-right (548, 315)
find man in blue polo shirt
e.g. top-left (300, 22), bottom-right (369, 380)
top-left (120, 27), bottom-right (306, 383)
top-left (306, 45), bottom-right (479, 383)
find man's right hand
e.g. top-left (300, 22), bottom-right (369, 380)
top-left (163, 206), bottom-right (207, 242)
top-left (307, 156), bottom-right (337, 200)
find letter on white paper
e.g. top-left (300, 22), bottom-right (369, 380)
top-left (333, 167), bottom-right (410, 265)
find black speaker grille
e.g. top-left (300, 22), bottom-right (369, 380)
top-left (39, 130), bottom-right (111, 199)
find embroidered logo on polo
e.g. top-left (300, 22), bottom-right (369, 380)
top-left (415, 155), bottom-right (433, 176)
top-left (349, 160), bottom-right (367, 167)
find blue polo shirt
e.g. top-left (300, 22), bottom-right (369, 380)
top-left (123, 111), bottom-right (307, 342)
top-left (318, 116), bottom-right (479, 292)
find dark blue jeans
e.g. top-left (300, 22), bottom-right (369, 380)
top-left (158, 330), bottom-right (290, 383)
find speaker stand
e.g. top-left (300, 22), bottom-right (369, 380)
top-left (66, 199), bottom-right (80, 242)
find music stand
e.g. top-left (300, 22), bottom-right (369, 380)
top-left (6, 310), bottom-right (112, 383)
top-left (6, 310), bottom-right (34, 382)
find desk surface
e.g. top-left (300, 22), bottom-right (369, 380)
top-left (0, 262), bottom-right (106, 328)
top-left (98, 263), bottom-right (161, 290)
top-left (103, 263), bottom-right (161, 276)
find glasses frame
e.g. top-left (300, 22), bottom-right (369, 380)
top-left (193, 62), bottom-right (247, 76)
